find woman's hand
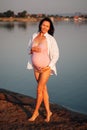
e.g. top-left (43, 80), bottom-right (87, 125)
top-left (31, 47), bottom-right (41, 53)
top-left (38, 66), bottom-right (51, 73)
top-left (29, 47), bottom-right (41, 54)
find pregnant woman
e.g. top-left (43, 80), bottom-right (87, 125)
top-left (27, 17), bottom-right (59, 122)
top-left (32, 38), bottom-right (50, 71)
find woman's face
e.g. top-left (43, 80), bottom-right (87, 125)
top-left (40, 21), bottom-right (50, 34)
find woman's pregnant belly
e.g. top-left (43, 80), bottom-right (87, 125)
top-left (32, 52), bottom-right (50, 68)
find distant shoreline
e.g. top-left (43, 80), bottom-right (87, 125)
top-left (0, 16), bottom-right (87, 22)
top-left (0, 17), bottom-right (39, 22)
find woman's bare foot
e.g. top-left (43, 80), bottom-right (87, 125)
top-left (45, 112), bottom-right (52, 122)
top-left (28, 112), bottom-right (39, 122)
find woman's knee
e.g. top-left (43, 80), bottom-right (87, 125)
top-left (37, 86), bottom-right (43, 95)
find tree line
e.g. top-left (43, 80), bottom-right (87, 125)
top-left (0, 10), bottom-right (28, 18)
top-left (0, 10), bottom-right (87, 20)
top-left (0, 10), bottom-right (49, 18)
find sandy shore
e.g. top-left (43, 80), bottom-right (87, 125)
top-left (0, 88), bottom-right (87, 130)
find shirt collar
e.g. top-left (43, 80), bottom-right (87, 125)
top-left (44, 32), bottom-right (49, 38)
top-left (44, 32), bottom-right (48, 36)
top-left (34, 32), bottom-right (49, 38)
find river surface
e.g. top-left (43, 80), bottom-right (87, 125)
top-left (0, 21), bottom-right (87, 114)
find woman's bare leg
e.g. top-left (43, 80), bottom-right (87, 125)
top-left (34, 68), bottom-right (51, 112)
top-left (33, 71), bottom-right (43, 113)
top-left (35, 68), bottom-right (52, 122)
top-left (28, 70), bottom-right (41, 121)
top-left (28, 68), bottom-right (52, 122)
top-left (43, 85), bottom-right (52, 122)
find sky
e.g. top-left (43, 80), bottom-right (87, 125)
top-left (0, 0), bottom-right (87, 15)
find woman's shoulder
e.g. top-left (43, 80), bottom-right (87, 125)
top-left (32, 32), bottom-right (37, 37)
top-left (46, 33), bottom-right (56, 42)
top-left (46, 33), bottom-right (54, 39)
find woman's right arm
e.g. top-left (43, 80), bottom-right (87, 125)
top-left (27, 38), bottom-right (32, 55)
top-left (27, 33), bottom-right (41, 54)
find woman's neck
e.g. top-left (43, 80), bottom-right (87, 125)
top-left (39, 32), bottom-right (45, 37)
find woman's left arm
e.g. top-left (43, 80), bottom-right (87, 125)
top-left (49, 38), bottom-right (59, 68)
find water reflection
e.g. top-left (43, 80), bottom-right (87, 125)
top-left (54, 20), bottom-right (87, 26)
top-left (0, 22), bottom-right (29, 30)
top-left (17, 22), bottom-right (27, 29)
top-left (0, 22), bottom-right (14, 30)
top-left (0, 21), bottom-right (87, 31)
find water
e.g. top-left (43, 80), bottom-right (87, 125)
top-left (0, 21), bottom-right (87, 115)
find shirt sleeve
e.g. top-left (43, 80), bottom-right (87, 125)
top-left (49, 37), bottom-right (59, 69)
top-left (27, 33), bottom-right (38, 54)
top-left (27, 37), bottom-right (32, 54)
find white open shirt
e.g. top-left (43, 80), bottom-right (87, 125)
top-left (27, 32), bottom-right (59, 75)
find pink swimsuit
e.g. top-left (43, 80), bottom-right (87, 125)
top-left (31, 39), bottom-right (50, 70)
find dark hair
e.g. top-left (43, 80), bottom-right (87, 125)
top-left (38, 17), bottom-right (55, 36)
